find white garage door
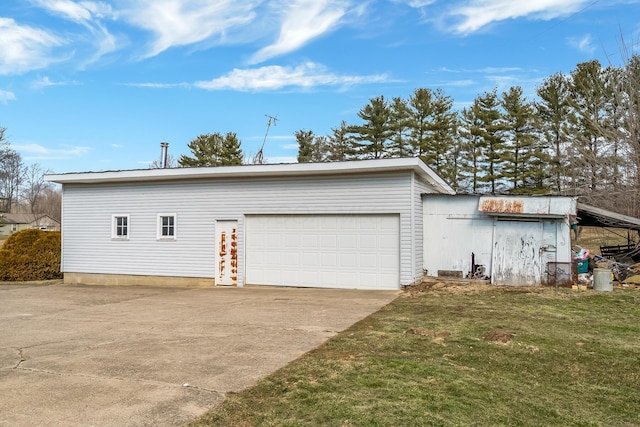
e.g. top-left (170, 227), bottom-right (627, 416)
top-left (245, 215), bottom-right (400, 290)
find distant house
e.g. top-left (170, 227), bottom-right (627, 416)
top-left (0, 213), bottom-right (61, 238)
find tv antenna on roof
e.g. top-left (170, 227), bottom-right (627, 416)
top-left (253, 113), bottom-right (278, 165)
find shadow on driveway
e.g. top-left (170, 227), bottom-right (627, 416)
top-left (0, 283), bottom-right (399, 426)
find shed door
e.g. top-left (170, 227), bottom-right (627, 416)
top-left (245, 215), bottom-right (400, 290)
top-left (492, 220), bottom-right (543, 286)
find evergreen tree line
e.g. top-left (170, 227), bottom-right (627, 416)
top-left (296, 56), bottom-right (640, 217)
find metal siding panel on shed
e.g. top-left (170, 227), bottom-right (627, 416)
top-left (423, 195), bottom-right (494, 277)
top-left (60, 171), bottom-right (431, 287)
top-left (245, 215), bottom-right (400, 289)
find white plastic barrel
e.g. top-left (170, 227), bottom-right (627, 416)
top-left (593, 268), bottom-right (613, 291)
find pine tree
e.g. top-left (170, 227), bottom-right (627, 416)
top-left (296, 129), bottom-right (315, 163)
top-left (425, 89), bottom-right (457, 178)
top-left (407, 88), bottom-right (433, 156)
top-left (536, 73), bottom-right (571, 193)
top-left (349, 96), bottom-right (392, 159)
top-left (457, 103), bottom-right (486, 193)
top-left (500, 86), bottom-right (542, 192)
top-left (218, 132), bottom-right (243, 166)
top-left (567, 60), bottom-right (613, 196)
top-left (475, 89), bottom-right (506, 193)
top-left (327, 121), bottom-right (356, 161)
top-left (446, 127), bottom-right (464, 191)
top-left (178, 133), bottom-right (244, 167)
top-left (311, 136), bottom-right (329, 162)
top-left (388, 97), bottom-right (412, 157)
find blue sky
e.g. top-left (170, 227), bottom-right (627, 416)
top-left (1, 0), bottom-right (639, 173)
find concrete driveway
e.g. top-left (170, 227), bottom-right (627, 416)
top-left (0, 282), bottom-right (399, 427)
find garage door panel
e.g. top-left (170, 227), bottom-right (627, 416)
top-left (359, 234), bottom-right (377, 249)
top-left (300, 252), bottom-right (319, 267)
top-left (321, 216), bottom-right (339, 229)
top-left (321, 235), bottom-right (337, 249)
top-left (246, 215), bottom-right (399, 290)
top-left (282, 234), bottom-right (298, 247)
top-left (321, 253), bottom-right (337, 267)
top-left (339, 253), bottom-right (358, 268)
top-left (339, 234), bottom-right (358, 249)
top-left (300, 234), bottom-right (318, 248)
top-left (360, 253), bottom-right (377, 268)
top-left (283, 270), bottom-right (300, 286)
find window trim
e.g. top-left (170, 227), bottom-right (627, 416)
top-left (157, 213), bottom-right (177, 240)
top-left (112, 214), bottom-right (130, 240)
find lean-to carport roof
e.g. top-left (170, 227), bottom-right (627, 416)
top-left (45, 158), bottom-right (456, 194)
top-left (577, 203), bottom-right (640, 230)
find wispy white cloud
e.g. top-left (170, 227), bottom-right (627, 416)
top-left (32, 76), bottom-right (81, 89)
top-left (123, 82), bottom-right (190, 89)
top-left (445, 0), bottom-right (590, 34)
top-left (567, 33), bottom-right (596, 54)
top-left (194, 62), bottom-right (388, 91)
top-left (0, 17), bottom-right (65, 75)
top-left (14, 143), bottom-right (92, 160)
top-left (120, 0), bottom-right (259, 59)
top-left (0, 90), bottom-right (16, 104)
top-left (111, 144), bottom-right (124, 148)
top-left (438, 66), bottom-right (522, 73)
top-left (281, 143), bottom-right (298, 150)
top-left (436, 79), bottom-right (475, 87)
top-left (250, 0), bottom-right (348, 64)
top-left (32, 0), bottom-right (116, 23)
top-left (33, 0), bottom-right (120, 65)
top-left (392, 0), bottom-right (437, 7)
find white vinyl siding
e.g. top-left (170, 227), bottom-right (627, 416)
top-left (61, 171), bottom-right (439, 288)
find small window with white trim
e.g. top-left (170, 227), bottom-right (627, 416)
top-left (112, 214), bottom-right (129, 239)
top-left (157, 214), bottom-right (176, 240)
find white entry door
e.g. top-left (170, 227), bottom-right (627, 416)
top-left (245, 215), bottom-right (400, 290)
top-left (215, 220), bottom-right (238, 286)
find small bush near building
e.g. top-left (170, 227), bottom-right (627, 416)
top-left (0, 229), bottom-right (62, 281)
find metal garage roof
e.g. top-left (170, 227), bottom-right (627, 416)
top-left (45, 157), bottom-right (456, 195)
top-left (577, 203), bottom-right (640, 230)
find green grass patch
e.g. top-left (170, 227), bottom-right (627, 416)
top-left (190, 284), bottom-right (640, 427)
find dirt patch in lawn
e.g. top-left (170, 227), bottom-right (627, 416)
top-left (406, 279), bottom-right (495, 296)
top-left (484, 328), bottom-right (515, 344)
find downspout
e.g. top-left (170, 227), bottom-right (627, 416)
top-left (410, 171), bottom-right (416, 286)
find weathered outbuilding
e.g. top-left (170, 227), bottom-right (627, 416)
top-left (46, 158), bottom-right (454, 290)
top-left (423, 194), bottom-right (577, 286)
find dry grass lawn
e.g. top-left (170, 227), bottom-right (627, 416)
top-left (191, 282), bottom-right (640, 427)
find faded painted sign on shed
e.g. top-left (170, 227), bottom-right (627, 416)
top-left (479, 195), bottom-right (576, 217)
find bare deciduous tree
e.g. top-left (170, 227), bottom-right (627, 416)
top-left (0, 130), bottom-right (25, 213)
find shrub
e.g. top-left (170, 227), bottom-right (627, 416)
top-left (0, 229), bottom-right (62, 281)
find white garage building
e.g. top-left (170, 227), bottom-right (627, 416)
top-left (47, 158), bottom-right (455, 290)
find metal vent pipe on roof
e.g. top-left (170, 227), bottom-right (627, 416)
top-left (160, 142), bottom-right (169, 168)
